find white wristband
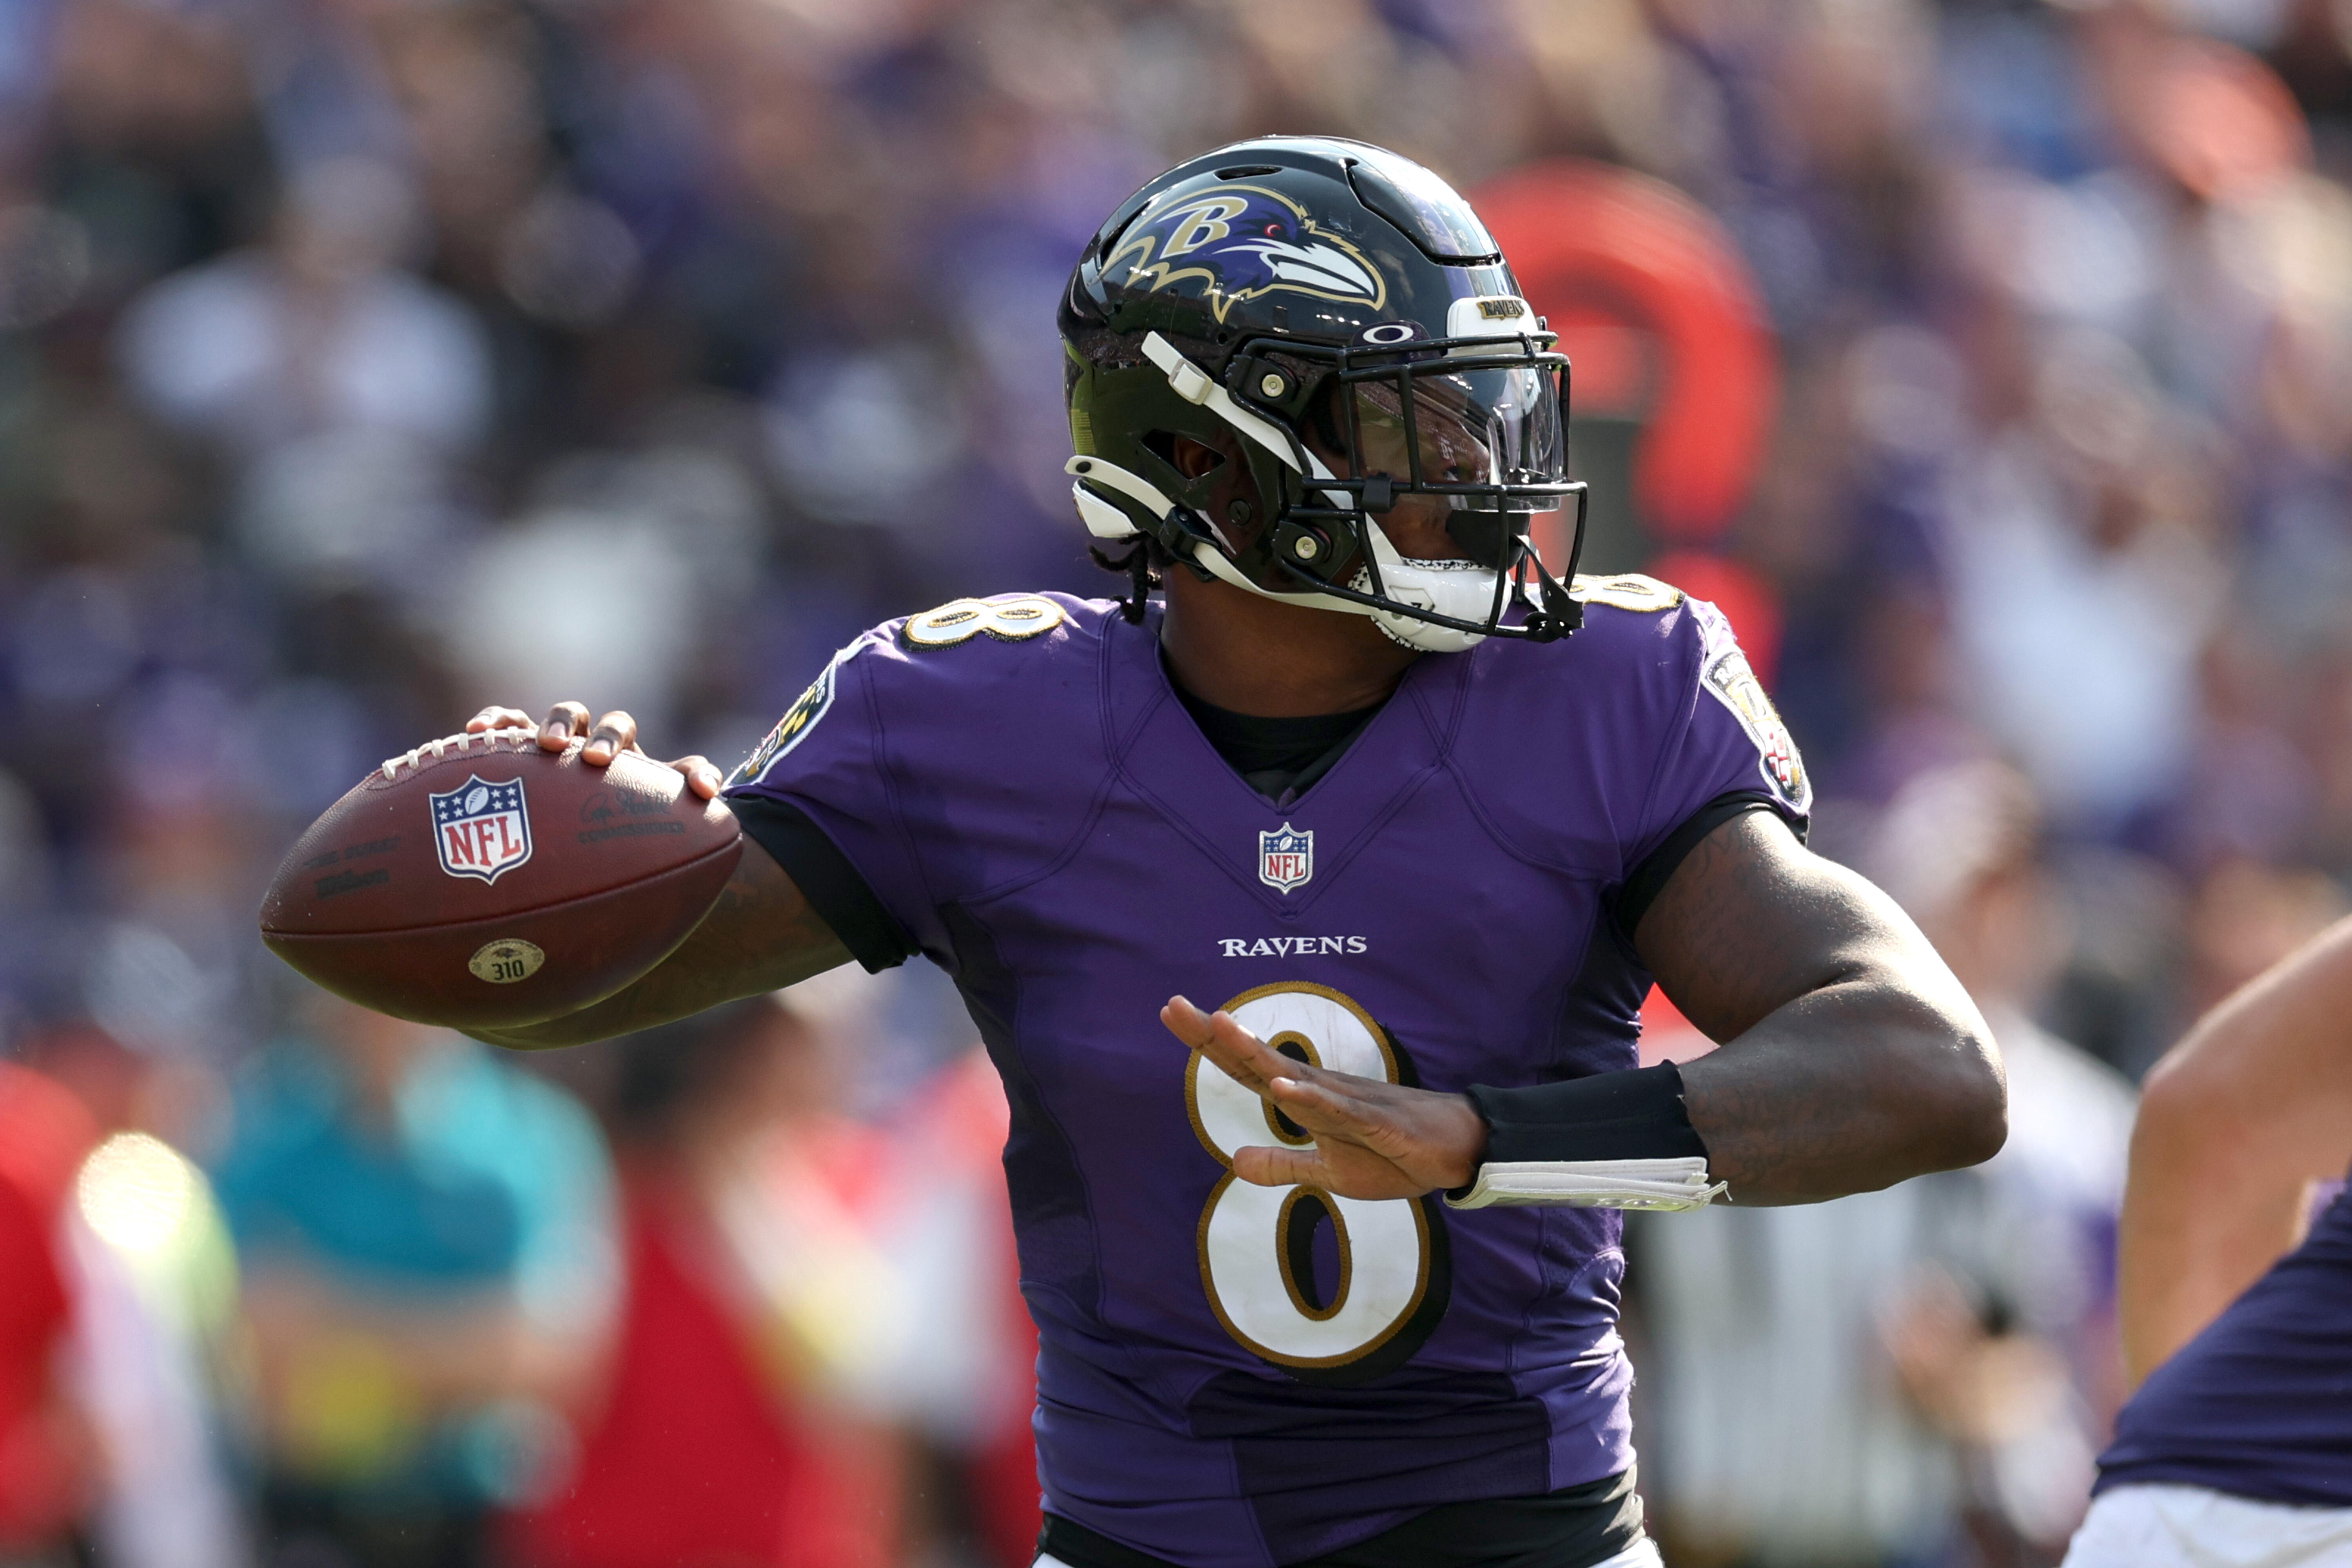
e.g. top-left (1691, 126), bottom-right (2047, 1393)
top-left (1445, 1156), bottom-right (1729, 1211)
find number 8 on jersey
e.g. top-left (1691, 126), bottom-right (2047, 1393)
top-left (1185, 983), bottom-right (1453, 1385)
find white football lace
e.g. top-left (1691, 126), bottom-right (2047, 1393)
top-left (379, 727), bottom-right (535, 780)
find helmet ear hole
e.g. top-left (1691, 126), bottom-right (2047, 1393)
top-left (1143, 430), bottom-right (1227, 481)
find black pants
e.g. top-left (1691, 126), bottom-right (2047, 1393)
top-left (1037, 1467), bottom-right (1646, 1568)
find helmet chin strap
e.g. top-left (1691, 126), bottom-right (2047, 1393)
top-left (1066, 335), bottom-right (1509, 653)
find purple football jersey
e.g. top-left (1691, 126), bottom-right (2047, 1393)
top-left (2095, 1170), bottom-right (2352, 1506)
top-left (724, 582), bottom-right (1808, 1568)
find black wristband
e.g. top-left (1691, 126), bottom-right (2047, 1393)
top-left (1465, 1062), bottom-right (1709, 1165)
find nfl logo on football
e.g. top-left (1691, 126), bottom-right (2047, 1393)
top-left (430, 776), bottom-right (534, 885)
top-left (1258, 823), bottom-right (1313, 894)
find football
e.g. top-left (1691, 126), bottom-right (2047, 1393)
top-left (259, 729), bottom-right (742, 1030)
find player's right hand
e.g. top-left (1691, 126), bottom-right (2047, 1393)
top-left (1162, 996), bottom-right (1488, 1200)
top-left (465, 702), bottom-right (725, 801)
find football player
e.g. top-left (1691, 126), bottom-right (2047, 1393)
top-left (2061, 913), bottom-right (2352, 1566)
top-left (465, 139), bottom-right (2005, 1568)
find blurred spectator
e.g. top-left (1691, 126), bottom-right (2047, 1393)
top-left (2183, 854), bottom-right (2348, 1014)
top-left (864, 1044), bottom-right (1040, 1568)
top-left (115, 156), bottom-right (487, 596)
top-left (1636, 761), bottom-right (2135, 1566)
top-left (208, 992), bottom-right (617, 1568)
top-left (116, 157), bottom-right (485, 460)
top-left (23, 1020), bottom-right (247, 1568)
top-left (506, 994), bottom-right (900, 1568)
top-left (0, 1059), bottom-right (100, 1562)
top-left (1871, 764), bottom-right (2141, 1549)
top-left (68, 1126), bottom-right (247, 1568)
top-left (1941, 328), bottom-right (2224, 837)
top-left (437, 446), bottom-right (765, 737)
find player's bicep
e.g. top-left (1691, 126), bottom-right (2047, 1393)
top-left (2140, 913), bottom-right (2352, 1175)
top-left (1632, 808), bottom-right (1949, 1042)
top-left (475, 837), bottom-right (853, 1049)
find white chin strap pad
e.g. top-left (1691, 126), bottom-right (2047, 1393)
top-left (1064, 336), bottom-right (1499, 650)
top-left (1354, 568), bottom-right (1491, 652)
top-left (1064, 454), bottom-right (1363, 617)
top-left (1354, 521), bottom-right (1494, 653)
top-left (1343, 475), bottom-right (1516, 651)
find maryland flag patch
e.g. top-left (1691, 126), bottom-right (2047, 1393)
top-left (1702, 645), bottom-right (1811, 815)
top-left (729, 653), bottom-right (845, 788)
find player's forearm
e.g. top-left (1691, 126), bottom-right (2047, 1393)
top-left (2116, 915), bottom-right (2352, 1385)
top-left (472, 841), bottom-right (853, 1049)
top-left (1677, 968), bottom-right (2002, 1203)
top-left (1638, 812), bottom-right (2004, 1205)
top-left (466, 949), bottom-right (815, 1049)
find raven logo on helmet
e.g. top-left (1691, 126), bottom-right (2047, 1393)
top-left (1108, 185), bottom-right (1386, 324)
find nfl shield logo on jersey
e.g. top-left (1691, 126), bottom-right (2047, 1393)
top-left (429, 776), bottom-right (534, 885)
top-left (1258, 823), bottom-right (1314, 894)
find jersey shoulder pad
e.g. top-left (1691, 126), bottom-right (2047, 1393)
top-left (866, 592), bottom-right (1117, 693)
top-left (865, 592), bottom-right (1114, 710)
top-left (1568, 573), bottom-right (1684, 615)
top-left (896, 592), bottom-right (1082, 650)
top-left (727, 595), bottom-right (1113, 791)
top-left (865, 591), bottom-right (1114, 748)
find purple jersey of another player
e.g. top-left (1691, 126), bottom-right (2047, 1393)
top-left (2095, 1169), bottom-right (2352, 1506)
top-left (723, 579), bottom-right (1809, 1568)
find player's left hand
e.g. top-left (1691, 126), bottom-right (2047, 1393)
top-left (1161, 996), bottom-right (1486, 1200)
top-left (465, 702), bottom-right (725, 800)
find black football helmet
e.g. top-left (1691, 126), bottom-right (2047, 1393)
top-left (1059, 136), bottom-right (1587, 652)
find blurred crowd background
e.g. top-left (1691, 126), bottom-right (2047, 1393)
top-left (4, 0), bottom-right (2352, 1562)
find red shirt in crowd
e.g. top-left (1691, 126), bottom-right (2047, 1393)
top-left (505, 1163), bottom-right (898, 1568)
top-left (0, 1062), bottom-right (98, 1549)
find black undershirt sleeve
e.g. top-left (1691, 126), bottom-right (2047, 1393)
top-left (1611, 789), bottom-right (1805, 946)
top-left (726, 794), bottom-right (915, 974)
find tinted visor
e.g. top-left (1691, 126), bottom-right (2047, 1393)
top-left (1343, 363), bottom-right (1566, 509)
